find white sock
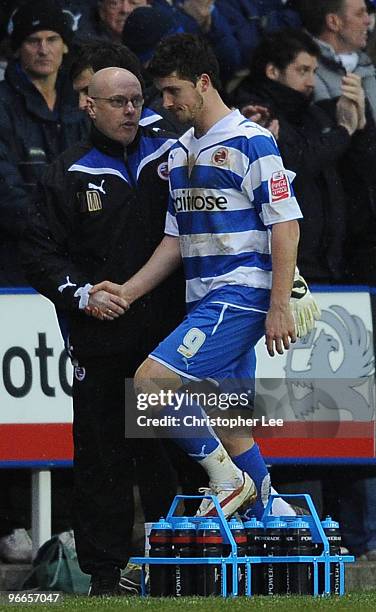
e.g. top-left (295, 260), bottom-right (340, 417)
top-left (200, 443), bottom-right (243, 489)
top-left (270, 486), bottom-right (296, 516)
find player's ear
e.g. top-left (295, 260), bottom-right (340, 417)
top-left (198, 73), bottom-right (210, 93)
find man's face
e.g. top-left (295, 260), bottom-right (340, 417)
top-left (155, 72), bottom-right (204, 124)
top-left (87, 75), bottom-right (143, 145)
top-left (271, 52), bottom-right (318, 98)
top-left (73, 68), bottom-right (94, 111)
top-left (334, 0), bottom-right (370, 51)
top-left (18, 31), bottom-right (67, 78)
top-left (98, 0), bottom-right (148, 37)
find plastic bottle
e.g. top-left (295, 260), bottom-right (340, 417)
top-left (149, 517), bottom-right (173, 596)
top-left (173, 517), bottom-right (196, 596)
top-left (262, 518), bottom-right (288, 595)
top-left (286, 518), bottom-right (314, 595)
top-left (196, 519), bottom-right (223, 596)
top-left (319, 516), bottom-right (342, 595)
top-left (244, 516), bottom-right (265, 595)
top-left (225, 517), bottom-right (247, 595)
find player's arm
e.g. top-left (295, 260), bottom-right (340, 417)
top-left (265, 219), bottom-right (299, 357)
top-left (90, 235), bottom-right (181, 310)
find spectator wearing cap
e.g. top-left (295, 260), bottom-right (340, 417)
top-left (0, 0), bottom-right (86, 286)
top-left (0, 0), bottom-right (86, 561)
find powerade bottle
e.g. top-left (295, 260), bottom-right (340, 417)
top-left (286, 518), bottom-right (314, 595)
top-left (225, 517), bottom-right (247, 596)
top-left (262, 518), bottom-right (287, 595)
top-left (149, 518), bottom-right (173, 596)
top-left (196, 519), bottom-right (223, 596)
top-left (244, 517), bottom-right (264, 595)
top-left (173, 517), bottom-right (196, 596)
top-left (319, 516), bottom-right (342, 595)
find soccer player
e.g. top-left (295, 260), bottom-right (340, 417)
top-left (91, 34), bottom-right (303, 519)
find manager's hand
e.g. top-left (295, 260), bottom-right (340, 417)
top-left (85, 288), bottom-right (129, 320)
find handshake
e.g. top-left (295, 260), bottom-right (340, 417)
top-left (85, 271), bottom-right (321, 340)
top-left (85, 280), bottom-right (129, 321)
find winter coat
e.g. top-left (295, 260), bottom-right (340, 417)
top-left (216, 0), bottom-right (301, 67)
top-left (0, 59), bottom-right (87, 285)
top-left (239, 78), bottom-right (351, 281)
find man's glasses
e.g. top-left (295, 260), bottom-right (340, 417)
top-left (91, 95), bottom-right (144, 109)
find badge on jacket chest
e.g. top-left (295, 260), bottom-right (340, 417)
top-left (77, 190), bottom-right (103, 212)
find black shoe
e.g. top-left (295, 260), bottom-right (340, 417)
top-left (89, 569), bottom-right (126, 597)
top-left (120, 563), bottom-right (142, 595)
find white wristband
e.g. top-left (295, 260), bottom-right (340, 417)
top-left (74, 283), bottom-right (93, 309)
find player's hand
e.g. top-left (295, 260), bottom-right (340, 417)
top-left (84, 289), bottom-right (129, 320)
top-left (289, 274), bottom-right (321, 338)
top-left (265, 304), bottom-right (297, 357)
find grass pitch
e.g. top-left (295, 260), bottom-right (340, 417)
top-left (1, 592), bottom-right (376, 612)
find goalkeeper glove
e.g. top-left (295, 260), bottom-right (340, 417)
top-left (290, 273), bottom-right (321, 338)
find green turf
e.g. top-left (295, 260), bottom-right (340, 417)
top-left (1, 592), bottom-right (376, 612)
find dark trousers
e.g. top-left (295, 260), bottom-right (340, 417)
top-left (72, 352), bottom-right (177, 576)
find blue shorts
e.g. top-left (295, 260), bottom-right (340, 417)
top-left (150, 286), bottom-right (269, 388)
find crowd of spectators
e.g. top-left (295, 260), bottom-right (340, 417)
top-left (0, 0), bottom-right (375, 569)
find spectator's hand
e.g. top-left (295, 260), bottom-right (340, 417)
top-left (341, 73), bottom-right (366, 130)
top-left (85, 287), bottom-right (129, 320)
top-left (241, 104), bottom-right (271, 125)
top-left (241, 105), bottom-right (280, 139)
top-left (182, 0), bottom-right (214, 32)
top-left (265, 304), bottom-right (297, 357)
top-left (336, 96), bottom-right (359, 136)
top-left (267, 118), bottom-right (280, 140)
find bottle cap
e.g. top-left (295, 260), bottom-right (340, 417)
top-left (286, 518), bottom-right (310, 529)
top-left (244, 517), bottom-right (264, 529)
top-left (321, 516), bottom-right (339, 529)
top-left (151, 517), bottom-right (173, 530)
top-left (228, 517), bottom-right (245, 530)
top-left (174, 517), bottom-right (196, 531)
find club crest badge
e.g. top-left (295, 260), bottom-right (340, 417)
top-left (157, 161), bottom-right (169, 180)
top-left (212, 147), bottom-right (229, 166)
top-left (74, 366), bottom-right (86, 382)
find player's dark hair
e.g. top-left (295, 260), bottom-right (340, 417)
top-left (294, 0), bottom-right (345, 36)
top-left (70, 39), bottom-right (144, 89)
top-left (149, 33), bottom-right (221, 91)
top-left (250, 28), bottom-right (321, 81)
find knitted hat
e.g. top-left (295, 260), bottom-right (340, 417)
top-left (11, 0), bottom-right (73, 51)
top-left (122, 6), bottom-right (183, 63)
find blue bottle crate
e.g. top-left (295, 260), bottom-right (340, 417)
top-left (131, 492), bottom-right (354, 597)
